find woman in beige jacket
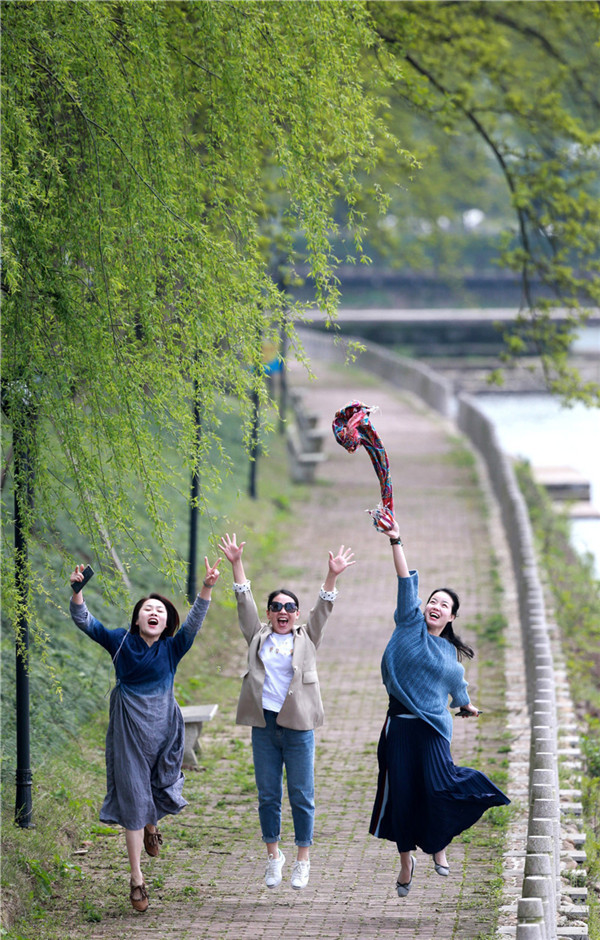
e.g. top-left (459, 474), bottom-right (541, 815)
top-left (219, 532), bottom-right (354, 891)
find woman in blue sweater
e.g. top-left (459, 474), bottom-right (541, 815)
top-left (369, 516), bottom-right (509, 897)
top-left (70, 555), bottom-right (220, 912)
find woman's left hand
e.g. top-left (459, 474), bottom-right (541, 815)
top-left (457, 703), bottom-right (482, 718)
top-left (203, 556), bottom-right (222, 587)
top-left (328, 545), bottom-right (356, 576)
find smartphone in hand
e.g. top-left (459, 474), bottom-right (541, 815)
top-left (71, 565), bottom-right (94, 592)
top-left (456, 706), bottom-right (482, 717)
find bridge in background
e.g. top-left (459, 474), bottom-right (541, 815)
top-left (299, 306), bottom-right (600, 356)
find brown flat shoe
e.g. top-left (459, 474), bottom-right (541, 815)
top-left (130, 880), bottom-right (149, 912)
top-left (143, 824), bottom-right (163, 857)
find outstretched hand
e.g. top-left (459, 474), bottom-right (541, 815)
top-left (203, 556), bottom-right (222, 587)
top-left (218, 532), bottom-right (245, 565)
top-left (328, 545), bottom-right (356, 577)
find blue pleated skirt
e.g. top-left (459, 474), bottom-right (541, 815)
top-left (369, 715), bottom-right (510, 854)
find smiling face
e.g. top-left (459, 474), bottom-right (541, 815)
top-left (266, 592), bottom-right (300, 635)
top-left (424, 590), bottom-right (456, 636)
top-left (136, 598), bottom-right (168, 645)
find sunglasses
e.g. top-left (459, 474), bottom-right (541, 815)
top-left (268, 601), bottom-right (298, 613)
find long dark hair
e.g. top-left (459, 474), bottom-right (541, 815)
top-left (130, 593), bottom-right (180, 640)
top-left (427, 587), bottom-right (474, 662)
top-left (267, 588), bottom-right (300, 610)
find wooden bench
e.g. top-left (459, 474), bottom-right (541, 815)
top-left (286, 424), bottom-right (326, 483)
top-left (180, 704), bottom-right (218, 770)
top-left (290, 398), bottom-right (326, 449)
top-left (288, 390), bottom-right (328, 456)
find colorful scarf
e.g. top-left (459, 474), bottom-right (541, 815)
top-left (332, 401), bottom-right (394, 531)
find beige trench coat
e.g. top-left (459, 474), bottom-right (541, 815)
top-left (234, 586), bottom-right (333, 731)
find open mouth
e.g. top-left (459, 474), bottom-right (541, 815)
top-left (148, 616), bottom-right (159, 626)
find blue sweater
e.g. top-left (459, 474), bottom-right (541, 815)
top-left (70, 595), bottom-right (210, 696)
top-left (380, 571), bottom-right (470, 742)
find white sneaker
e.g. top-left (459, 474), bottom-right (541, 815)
top-left (265, 850), bottom-right (285, 888)
top-left (291, 859), bottom-right (310, 889)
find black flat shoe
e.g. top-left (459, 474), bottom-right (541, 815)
top-left (396, 856), bottom-right (415, 897)
top-left (432, 853), bottom-right (449, 876)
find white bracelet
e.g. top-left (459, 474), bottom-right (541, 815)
top-left (233, 580), bottom-right (251, 594)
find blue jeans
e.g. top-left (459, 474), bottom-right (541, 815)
top-left (251, 709), bottom-right (315, 847)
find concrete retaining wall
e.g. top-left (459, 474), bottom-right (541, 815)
top-left (458, 396), bottom-right (562, 940)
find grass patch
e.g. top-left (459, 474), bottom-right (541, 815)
top-left (443, 436), bottom-right (481, 492)
top-left (473, 612), bottom-right (508, 647)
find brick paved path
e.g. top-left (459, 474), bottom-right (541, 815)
top-left (77, 354), bottom-right (516, 940)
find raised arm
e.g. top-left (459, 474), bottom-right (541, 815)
top-left (377, 513), bottom-right (410, 579)
top-left (218, 532), bottom-right (247, 584)
top-left (302, 545), bottom-right (355, 647)
top-left (219, 532), bottom-right (262, 642)
top-left (68, 565), bottom-right (122, 654)
top-left (177, 555), bottom-right (221, 651)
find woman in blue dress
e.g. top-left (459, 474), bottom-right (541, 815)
top-left (369, 515), bottom-right (510, 897)
top-left (70, 554), bottom-right (220, 912)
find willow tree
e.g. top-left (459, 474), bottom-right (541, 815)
top-left (2, 0), bottom-right (394, 818)
top-left (2, 0), bottom-right (389, 595)
top-left (365, 0), bottom-right (600, 403)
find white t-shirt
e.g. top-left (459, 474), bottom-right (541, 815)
top-left (260, 632), bottom-right (294, 712)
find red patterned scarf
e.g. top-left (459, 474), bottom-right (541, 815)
top-left (332, 401), bottom-right (394, 531)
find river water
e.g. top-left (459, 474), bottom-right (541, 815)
top-left (474, 393), bottom-right (600, 578)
